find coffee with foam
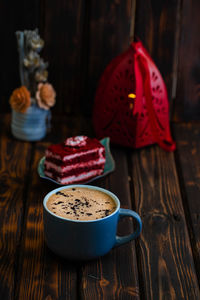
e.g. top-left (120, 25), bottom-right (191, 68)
top-left (46, 187), bottom-right (116, 221)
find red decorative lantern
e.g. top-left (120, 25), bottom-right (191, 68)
top-left (93, 41), bottom-right (176, 151)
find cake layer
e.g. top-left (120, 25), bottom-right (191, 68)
top-left (44, 156), bottom-right (105, 175)
top-left (46, 137), bottom-right (104, 160)
top-left (45, 147), bottom-right (104, 166)
top-left (44, 161), bottom-right (105, 178)
top-left (45, 168), bottom-right (103, 184)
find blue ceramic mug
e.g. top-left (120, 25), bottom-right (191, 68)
top-left (43, 185), bottom-right (142, 260)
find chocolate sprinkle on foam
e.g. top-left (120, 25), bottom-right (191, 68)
top-left (47, 187), bottom-right (116, 221)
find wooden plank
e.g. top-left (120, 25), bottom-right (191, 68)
top-left (41, 0), bottom-right (85, 114)
top-left (84, 0), bottom-right (134, 114)
top-left (16, 119), bottom-right (82, 299)
top-left (173, 0), bottom-right (200, 120)
top-left (134, 0), bottom-right (180, 105)
top-left (0, 0), bottom-right (40, 112)
top-left (80, 147), bottom-right (140, 299)
top-left (130, 146), bottom-right (200, 299)
top-left (174, 123), bottom-right (200, 282)
top-left (16, 145), bottom-right (78, 300)
top-left (0, 114), bottom-right (32, 299)
top-left (46, 114), bottom-right (93, 143)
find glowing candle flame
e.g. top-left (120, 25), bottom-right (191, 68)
top-left (128, 93), bottom-right (136, 110)
top-left (128, 93), bottom-right (136, 99)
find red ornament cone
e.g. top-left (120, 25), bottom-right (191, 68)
top-left (93, 41), bottom-right (176, 151)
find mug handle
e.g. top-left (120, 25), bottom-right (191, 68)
top-left (115, 208), bottom-right (142, 247)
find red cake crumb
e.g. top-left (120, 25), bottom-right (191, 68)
top-left (44, 136), bottom-right (106, 184)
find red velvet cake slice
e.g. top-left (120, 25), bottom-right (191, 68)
top-left (44, 136), bottom-right (106, 184)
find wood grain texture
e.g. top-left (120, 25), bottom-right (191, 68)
top-left (174, 123), bottom-right (200, 283)
top-left (42, 0), bottom-right (85, 114)
top-left (1, 113), bottom-right (200, 299)
top-left (80, 147), bottom-right (140, 300)
top-left (173, 0), bottom-right (200, 120)
top-left (16, 146), bottom-right (77, 300)
top-left (0, 115), bottom-right (32, 299)
top-left (18, 147), bottom-right (78, 300)
top-left (16, 119), bottom-right (82, 300)
top-left (16, 116), bottom-right (94, 300)
top-left (0, 0), bottom-right (40, 112)
top-left (1, 1), bottom-right (200, 121)
top-left (130, 146), bottom-right (200, 299)
top-left (134, 0), bottom-right (180, 105)
top-left (84, 0), bottom-right (133, 114)
top-left (45, 114), bottom-right (94, 144)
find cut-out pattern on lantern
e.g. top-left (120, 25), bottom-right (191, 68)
top-left (93, 41), bottom-right (176, 151)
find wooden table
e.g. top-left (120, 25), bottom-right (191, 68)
top-left (0, 114), bottom-right (200, 300)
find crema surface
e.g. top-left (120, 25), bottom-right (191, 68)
top-left (46, 187), bottom-right (116, 221)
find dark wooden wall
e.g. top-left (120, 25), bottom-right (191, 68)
top-left (1, 0), bottom-right (200, 120)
